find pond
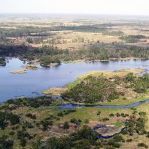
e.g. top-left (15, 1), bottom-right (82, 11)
top-left (1, 57), bottom-right (149, 102)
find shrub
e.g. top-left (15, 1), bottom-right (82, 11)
top-left (0, 135), bottom-right (13, 149)
top-left (97, 111), bottom-right (101, 116)
top-left (63, 122), bottom-right (69, 129)
top-left (0, 112), bottom-right (20, 129)
top-left (109, 113), bottom-right (114, 117)
top-left (70, 118), bottom-right (81, 125)
top-left (137, 143), bottom-right (148, 148)
top-left (26, 113), bottom-right (36, 119)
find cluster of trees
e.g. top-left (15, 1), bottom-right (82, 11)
top-left (122, 110), bottom-right (147, 136)
top-left (40, 115), bottom-right (59, 131)
top-left (88, 43), bottom-right (149, 59)
top-left (6, 96), bottom-right (54, 108)
top-left (62, 75), bottom-right (119, 103)
top-left (49, 24), bottom-right (107, 33)
top-left (125, 73), bottom-right (149, 93)
top-left (0, 111), bottom-right (20, 129)
top-left (0, 57), bottom-right (6, 66)
top-left (102, 31), bottom-right (124, 36)
top-left (0, 98), bottom-right (40, 148)
top-left (0, 26), bottom-right (53, 38)
top-left (0, 23), bottom-right (108, 39)
top-left (34, 126), bottom-right (98, 149)
top-left (17, 128), bottom-right (33, 147)
top-left (33, 126), bottom-right (125, 149)
top-left (0, 135), bottom-right (13, 149)
top-left (57, 109), bottom-right (76, 117)
top-left (40, 56), bottom-right (61, 67)
top-left (133, 74), bottom-right (149, 93)
top-left (62, 73), bottom-right (149, 103)
top-left (33, 110), bottom-right (147, 149)
top-left (120, 35), bottom-right (147, 43)
top-left (40, 109), bottom-right (76, 131)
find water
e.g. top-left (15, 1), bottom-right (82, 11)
top-left (1, 57), bottom-right (149, 102)
top-left (59, 98), bottom-right (149, 109)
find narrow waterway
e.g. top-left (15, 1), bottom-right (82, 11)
top-left (59, 98), bottom-right (149, 109)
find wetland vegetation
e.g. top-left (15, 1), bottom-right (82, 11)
top-left (62, 71), bottom-right (149, 104)
top-left (1, 14), bottom-right (149, 149)
top-left (0, 94), bottom-right (149, 149)
top-left (0, 57), bottom-right (6, 66)
top-left (1, 69), bottom-right (149, 148)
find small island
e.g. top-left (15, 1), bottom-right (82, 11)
top-left (10, 64), bottom-right (38, 74)
top-left (0, 57), bottom-right (6, 66)
top-left (40, 56), bottom-right (61, 68)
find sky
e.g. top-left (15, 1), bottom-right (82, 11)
top-left (0, 0), bottom-right (149, 16)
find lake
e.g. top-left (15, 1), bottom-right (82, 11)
top-left (1, 57), bottom-right (149, 102)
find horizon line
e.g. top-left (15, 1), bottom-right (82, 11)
top-left (0, 12), bottom-right (149, 17)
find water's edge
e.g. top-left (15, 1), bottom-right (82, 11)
top-left (1, 57), bottom-right (149, 102)
top-left (59, 98), bottom-right (149, 109)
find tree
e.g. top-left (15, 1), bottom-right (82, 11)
top-left (63, 122), bottom-right (69, 130)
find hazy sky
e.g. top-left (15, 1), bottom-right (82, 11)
top-left (0, 0), bottom-right (149, 15)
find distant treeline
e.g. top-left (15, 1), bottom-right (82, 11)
top-left (120, 35), bottom-right (147, 43)
top-left (0, 43), bottom-right (149, 66)
top-left (0, 24), bottom-right (109, 39)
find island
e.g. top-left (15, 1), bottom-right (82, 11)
top-left (0, 57), bottom-right (6, 66)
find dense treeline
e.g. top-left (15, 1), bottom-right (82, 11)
top-left (62, 73), bottom-right (149, 103)
top-left (0, 26), bottom-right (55, 38)
top-left (1, 43), bottom-right (149, 66)
top-left (0, 111), bottom-right (20, 129)
top-left (125, 73), bottom-right (149, 93)
top-left (87, 43), bottom-right (149, 59)
top-left (0, 23), bottom-right (112, 40)
top-left (102, 30), bottom-right (124, 36)
top-left (6, 96), bottom-right (54, 108)
top-left (120, 35), bottom-right (147, 43)
top-left (1, 43), bottom-right (149, 61)
top-left (62, 75), bottom-right (119, 103)
top-left (49, 24), bottom-right (107, 32)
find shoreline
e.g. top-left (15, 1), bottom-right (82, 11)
top-left (62, 57), bottom-right (149, 64)
top-left (10, 64), bottom-right (39, 74)
top-left (6, 56), bottom-right (149, 74)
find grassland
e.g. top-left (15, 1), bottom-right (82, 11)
top-left (1, 97), bottom-right (149, 149)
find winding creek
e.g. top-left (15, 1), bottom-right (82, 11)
top-left (1, 57), bottom-right (149, 102)
top-left (59, 98), bottom-right (149, 109)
